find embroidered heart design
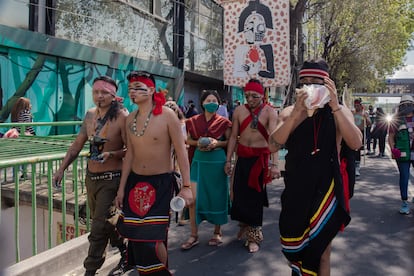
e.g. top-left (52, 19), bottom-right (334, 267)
top-left (128, 182), bottom-right (156, 217)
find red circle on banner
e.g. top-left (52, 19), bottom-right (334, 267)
top-left (248, 48), bottom-right (260, 62)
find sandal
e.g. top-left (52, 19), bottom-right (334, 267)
top-left (208, 232), bottom-right (223, 246)
top-left (181, 235), bottom-right (199, 250)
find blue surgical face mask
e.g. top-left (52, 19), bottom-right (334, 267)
top-left (203, 102), bottom-right (219, 113)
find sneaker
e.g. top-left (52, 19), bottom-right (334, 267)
top-left (355, 167), bottom-right (360, 177)
top-left (108, 246), bottom-right (134, 276)
top-left (399, 201), bottom-right (410, 215)
top-left (108, 261), bottom-right (134, 276)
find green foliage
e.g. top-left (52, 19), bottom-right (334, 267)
top-left (300, 0), bottom-right (414, 92)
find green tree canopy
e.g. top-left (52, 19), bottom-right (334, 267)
top-left (301, 0), bottom-right (414, 92)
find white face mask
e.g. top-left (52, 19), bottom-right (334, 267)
top-left (302, 84), bottom-right (330, 117)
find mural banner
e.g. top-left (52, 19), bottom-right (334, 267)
top-left (215, 0), bottom-right (290, 87)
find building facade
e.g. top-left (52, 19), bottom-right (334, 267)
top-left (0, 0), bottom-right (228, 135)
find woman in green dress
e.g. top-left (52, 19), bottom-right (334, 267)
top-left (181, 90), bottom-right (232, 250)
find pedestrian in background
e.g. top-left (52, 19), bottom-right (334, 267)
top-left (217, 99), bottom-right (229, 118)
top-left (225, 79), bottom-right (279, 253)
top-left (371, 107), bottom-right (387, 158)
top-left (181, 90), bottom-right (232, 250)
top-left (352, 98), bottom-right (371, 176)
top-left (229, 99), bottom-right (241, 121)
top-left (366, 105), bottom-right (376, 155)
top-left (11, 97), bottom-right (35, 136)
top-left (53, 76), bottom-right (129, 276)
top-left (388, 95), bottom-right (414, 215)
top-left (164, 100), bottom-right (189, 225)
top-left (269, 59), bottom-right (362, 276)
top-left (185, 100), bottom-right (199, 118)
top-left (115, 71), bottom-right (193, 275)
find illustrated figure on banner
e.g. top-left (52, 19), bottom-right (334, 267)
top-left (233, 0), bottom-right (275, 80)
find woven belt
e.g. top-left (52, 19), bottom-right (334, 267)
top-left (89, 171), bottom-right (121, 181)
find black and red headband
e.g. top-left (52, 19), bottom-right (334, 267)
top-left (299, 60), bottom-right (330, 80)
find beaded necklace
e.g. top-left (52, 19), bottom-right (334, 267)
top-left (131, 107), bottom-right (153, 137)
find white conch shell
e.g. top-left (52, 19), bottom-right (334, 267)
top-left (303, 85), bottom-right (330, 117)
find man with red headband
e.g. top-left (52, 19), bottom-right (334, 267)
top-left (53, 76), bottom-right (129, 276)
top-left (224, 78), bottom-right (280, 253)
top-left (269, 59), bottom-right (362, 276)
top-left (115, 71), bottom-right (193, 275)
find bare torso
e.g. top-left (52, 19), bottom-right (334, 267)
top-left (235, 104), bottom-right (277, 147)
top-left (126, 107), bottom-right (178, 175)
top-left (84, 107), bottom-right (127, 173)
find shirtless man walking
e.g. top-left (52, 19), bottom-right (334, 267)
top-left (115, 71), bottom-right (193, 275)
top-left (224, 79), bottom-right (279, 253)
top-left (53, 76), bottom-right (129, 276)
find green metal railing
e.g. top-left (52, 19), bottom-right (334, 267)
top-left (0, 121), bottom-right (83, 136)
top-left (0, 121), bottom-right (91, 263)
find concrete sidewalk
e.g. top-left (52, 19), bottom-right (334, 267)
top-left (56, 149), bottom-right (414, 275)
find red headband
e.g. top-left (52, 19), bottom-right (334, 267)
top-left (299, 69), bottom-right (329, 79)
top-left (244, 81), bottom-right (264, 95)
top-left (93, 80), bottom-right (117, 97)
top-left (128, 76), bottom-right (155, 88)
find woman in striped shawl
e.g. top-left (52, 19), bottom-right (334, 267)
top-left (11, 97), bottom-right (35, 135)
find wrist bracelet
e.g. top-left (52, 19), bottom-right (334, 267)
top-left (331, 106), bottom-right (342, 113)
top-left (183, 185), bottom-right (191, 188)
top-left (108, 151), bottom-right (114, 158)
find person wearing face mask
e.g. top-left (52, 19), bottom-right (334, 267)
top-left (388, 95), bottom-right (414, 215)
top-left (269, 59), bottom-right (362, 276)
top-left (181, 90), bottom-right (232, 250)
top-left (224, 79), bottom-right (280, 253)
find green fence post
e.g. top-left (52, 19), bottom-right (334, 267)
top-left (73, 161), bottom-right (79, 236)
top-left (47, 166), bottom-right (53, 249)
top-left (14, 165), bottom-right (20, 262)
top-left (31, 163), bottom-right (37, 256)
top-left (61, 161), bottom-right (67, 243)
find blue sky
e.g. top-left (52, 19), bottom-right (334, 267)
top-left (392, 44), bottom-right (414, 78)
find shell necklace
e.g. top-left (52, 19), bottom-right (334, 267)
top-left (131, 107), bottom-right (153, 137)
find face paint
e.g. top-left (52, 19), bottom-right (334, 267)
top-left (128, 86), bottom-right (150, 103)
